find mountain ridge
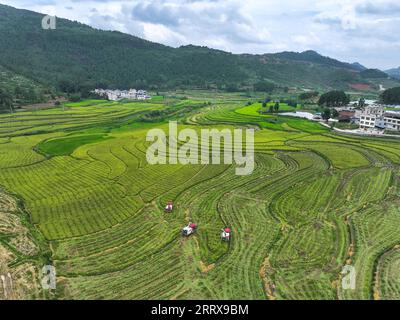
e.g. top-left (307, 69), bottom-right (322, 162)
top-left (0, 3), bottom-right (398, 92)
top-left (385, 67), bottom-right (400, 80)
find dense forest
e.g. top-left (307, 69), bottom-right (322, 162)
top-left (0, 3), bottom-right (398, 98)
top-left (318, 90), bottom-right (350, 107)
top-left (381, 87), bottom-right (400, 105)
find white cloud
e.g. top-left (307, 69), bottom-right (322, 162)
top-left (1, 0), bottom-right (399, 69)
top-left (142, 22), bottom-right (187, 44)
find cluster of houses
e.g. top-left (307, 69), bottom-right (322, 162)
top-left (358, 105), bottom-right (400, 133)
top-left (93, 89), bottom-right (151, 101)
top-left (325, 102), bottom-right (400, 133)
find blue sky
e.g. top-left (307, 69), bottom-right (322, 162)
top-left (2, 0), bottom-right (399, 69)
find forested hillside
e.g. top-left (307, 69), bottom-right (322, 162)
top-left (0, 66), bottom-right (47, 112)
top-left (0, 3), bottom-right (398, 95)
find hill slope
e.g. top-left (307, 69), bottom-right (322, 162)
top-left (351, 62), bottom-right (367, 71)
top-left (0, 4), bottom-right (398, 92)
top-left (0, 65), bottom-right (47, 107)
top-left (360, 68), bottom-right (389, 79)
top-left (272, 50), bottom-right (360, 70)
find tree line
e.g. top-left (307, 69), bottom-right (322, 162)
top-left (381, 87), bottom-right (400, 105)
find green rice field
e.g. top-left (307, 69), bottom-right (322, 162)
top-left (1, 92), bottom-right (400, 300)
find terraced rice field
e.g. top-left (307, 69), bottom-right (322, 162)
top-left (1, 95), bottom-right (400, 300)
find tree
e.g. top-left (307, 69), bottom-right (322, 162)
top-left (318, 90), bottom-right (350, 108)
top-left (27, 87), bottom-right (38, 102)
top-left (285, 99), bottom-right (298, 108)
top-left (58, 79), bottom-right (76, 94)
top-left (268, 105), bottom-right (274, 113)
top-left (69, 93), bottom-right (82, 102)
top-left (0, 87), bottom-right (14, 113)
top-left (274, 102), bottom-right (280, 112)
top-left (358, 97), bottom-right (366, 108)
top-left (332, 109), bottom-right (339, 118)
top-left (14, 85), bottom-right (23, 99)
top-left (299, 91), bottom-right (319, 101)
top-left (262, 102), bottom-right (267, 108)
top-left (381, 87), bottom-right (400, 105)
top-left (225, 83), bottom-right (239, 92)
top-left (254, 81), bottom-right (275, 93)
top-left (321, 108), bottom-right (331, 121)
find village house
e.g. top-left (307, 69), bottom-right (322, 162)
top-left (338, 110), bottom-right (356, 123)
top-left (384, 111), bottom-right (400, 131)
top-left (137, 90), bottom-right (149, 100)
top-left (93, 88), bottom-right (150, 101)
top-left (359, 105), bottom-right (385, 130)
top-left (358, 105), bottom-right (400, 132)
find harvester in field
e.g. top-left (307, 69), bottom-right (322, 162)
top-left (164, 201), bottom-right (173, 213)
top-left (221, 228), bottom-right (231, 241)
top-left (182, 222), bottom-right (197, 237)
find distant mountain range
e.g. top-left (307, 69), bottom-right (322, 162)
top-left (385, 67), bottom-right (400, 80)
top-left (272, 50), bottom-right (363, 71)
top-left (351, 62), bottom-right (367, 71)
top-left (0, 3), bottom-right (398, 94)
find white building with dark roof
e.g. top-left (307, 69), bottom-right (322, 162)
top-left (359, 105), bottom-right (400, 132)
top-left (93, 89), bottom-right (150, 101)
top-left (384, 111), bottom-right (400, 131)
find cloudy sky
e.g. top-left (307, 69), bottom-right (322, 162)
top-left (2, 0), bottom-right (399, 69)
